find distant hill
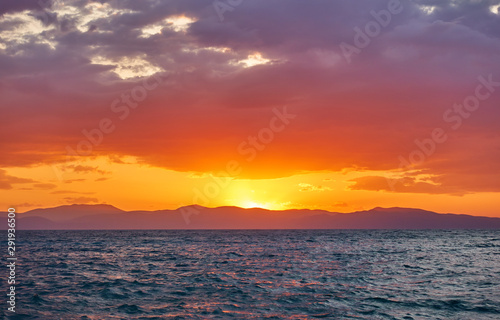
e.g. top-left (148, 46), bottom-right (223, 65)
top-left (1, 205), bottom-right (499, 230)
top-left (21, 204), bottom-right (123, 221)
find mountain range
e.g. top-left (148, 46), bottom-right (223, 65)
top-left (1, 204), bottom-right (499, 230)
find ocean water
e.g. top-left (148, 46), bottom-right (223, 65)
top-left (4, 230), bottom-right (500, 319)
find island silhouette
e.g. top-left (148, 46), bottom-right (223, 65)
top-left (2, 204), bottom-right (499, 230)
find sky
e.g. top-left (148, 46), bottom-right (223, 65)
top-left (1, 0), bottom-right (499, 217)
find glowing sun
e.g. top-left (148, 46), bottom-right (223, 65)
top-left (239, 200), bottom-right (271, 210)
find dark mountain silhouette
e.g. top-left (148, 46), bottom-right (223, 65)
top-left (22, 204), bottom-right (123, 221)
top-left (1, 204), bottom-right (499, 230)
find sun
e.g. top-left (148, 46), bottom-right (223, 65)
top-left (239, 200), bottom-right (271, 210)
top-left (224, 184), bottom-right (288, 211)
top-left (237, 199), bottom-right (289, 211)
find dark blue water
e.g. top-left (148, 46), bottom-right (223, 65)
top-left (3, 230), bottom-right (500, 319)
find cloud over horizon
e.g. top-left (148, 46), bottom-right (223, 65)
top-left (1, 0), bottom-right (500, 196)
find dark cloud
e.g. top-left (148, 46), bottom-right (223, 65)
top-left (51, 190), bottom-right (96, 194)
top-left (0, 169), bottom-right (36, 189)
top-left (349, 176), bottom-right (468, 195)
top-left (64, 179), bottom-right (87, 184)
top-left (33, 183), bottom-right (58, 190)
top-left (63, 164), bottom-right (109, 175)
top-left (0, 0), bottom-right (47, 15)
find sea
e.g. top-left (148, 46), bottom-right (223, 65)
top-left (3, 230), bottom-right (500, 319)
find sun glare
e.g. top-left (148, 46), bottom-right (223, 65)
top-left (223, 183), bottom-right (292, 211)
top-left (240, 200), bottom-right (270, 209)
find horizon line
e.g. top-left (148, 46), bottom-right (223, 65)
top-left (7, 203), bottom-right (498, 218)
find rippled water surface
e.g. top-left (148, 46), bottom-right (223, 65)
top-left (5, 230), bottom-right (500, 319)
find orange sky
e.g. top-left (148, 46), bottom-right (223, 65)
top-left (1, 1), bottom-right (500, 217)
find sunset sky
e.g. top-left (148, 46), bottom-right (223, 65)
top-left (1, 0), bottom-right (500, 217)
